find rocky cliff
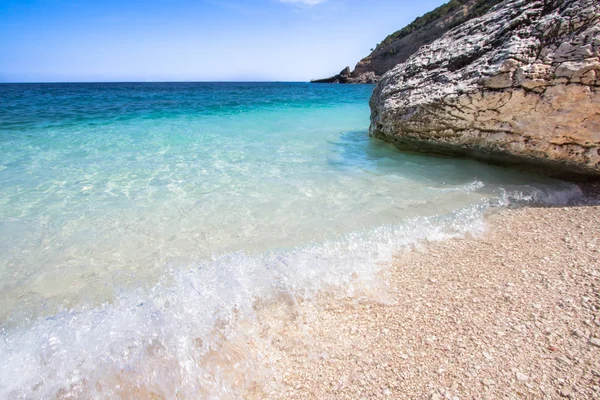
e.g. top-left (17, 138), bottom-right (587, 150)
top-left (370, 0), bottom-right (600, 178)
top-left (310, 66), bottom-right (376, 84)
top-left (312, 0), bottom-right (503, 84)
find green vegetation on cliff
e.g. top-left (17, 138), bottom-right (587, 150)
top-left (312, 0), bottom-right (505, 83)
top-left (375, 0), bottom-right (503, 52)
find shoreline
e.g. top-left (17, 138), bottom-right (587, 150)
top-left (247, 194), bottom-right (600, 399)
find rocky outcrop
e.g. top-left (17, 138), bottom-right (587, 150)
top-left (354, 0), bottom-right (503, 81)
top-left (311, 67), bottom-right (379, 84)
top-left (311, 67), bottom-right (351, 83)
top-left (312, 0), bottom-right (503, 84)
top-left (370, 0), bottom-right (600, 178)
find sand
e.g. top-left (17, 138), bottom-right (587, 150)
top-left (245, 194), bottom-right (600, 399)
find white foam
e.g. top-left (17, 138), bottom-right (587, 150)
top-left (428, 180), bottom-right (485, 193)
top-left (0, 208), bottom-right (486, 398)
top-left (495, 183), bottom-right (584, 207)
top-left (0, 182), bottom-right (584, 398)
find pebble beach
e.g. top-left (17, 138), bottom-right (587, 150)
top-left (248, 186), bottom-right (600, 400)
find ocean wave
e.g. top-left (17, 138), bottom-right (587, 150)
top-left (0, 182), bottom-right (584, 399)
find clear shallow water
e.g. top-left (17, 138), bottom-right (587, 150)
top-left (0, 82), bottom-right (581, 398)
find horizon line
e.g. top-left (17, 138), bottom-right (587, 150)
top-left (0, 80), bottom-right (324, 84)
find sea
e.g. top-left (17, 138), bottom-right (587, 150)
top-left (0, 82), bottom-right (582, 398)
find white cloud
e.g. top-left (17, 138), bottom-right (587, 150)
top-left (279, 0), bottom-right (326, 6)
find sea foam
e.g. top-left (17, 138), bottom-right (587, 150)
top-left (0, 82), bottom-right (585, 398)
top-left (0, 183), bottom-right (583, 399)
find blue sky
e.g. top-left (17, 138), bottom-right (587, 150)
top-left (0, 0), bottom-right (447, 82)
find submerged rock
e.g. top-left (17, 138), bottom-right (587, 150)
top-left (369, 0), bottom-right (600, 178)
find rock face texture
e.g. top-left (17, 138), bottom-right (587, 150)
top-left (312, 0), bottom-right (502, 84)
top-left (353, 0), bottom-right (502, 83)
top-left (370, 0), bottom-right (600, 178)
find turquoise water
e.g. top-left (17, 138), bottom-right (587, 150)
top-left (0, 82), bottom-right (580, 398)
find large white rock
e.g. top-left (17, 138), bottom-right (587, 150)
top-left (369, 0), bottom-right (600, 178)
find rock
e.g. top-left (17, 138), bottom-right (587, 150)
top-left (369, 0), bottom-right (600, 178)
top-left (350, 72), bottom-right (379, 84)
top-left (314, 1), bottom-right (505, 84)
top-left (311, 68), bottom-right (379, 84)
top-left (589, 338), bottom-right (600, 347)
top-left (556, 355), bottom-right (572, 365)
top-left (560, 388), bottom-right (572, 397)
top-left (481, 378), bottom-right (495, 386)
top-left (515, 372), bottom-right (529, 381)
top-left (572, 329), bottom-right (585, 338)
top-left (311, 66), bottom-right (353, 84)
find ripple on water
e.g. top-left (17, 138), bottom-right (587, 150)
top-left (0, 82), bottom-right (582, 397)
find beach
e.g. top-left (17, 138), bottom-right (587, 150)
top-left (2, 0), bottom-right (599, 397)
top-left (1, 83), bottom-right (597, 398)
top-left (248, 191), bottom-right (600, 399)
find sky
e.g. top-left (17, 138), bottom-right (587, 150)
top-left (0, 0), bottom-right (448, 82)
